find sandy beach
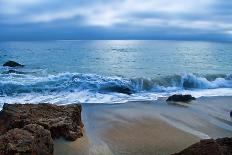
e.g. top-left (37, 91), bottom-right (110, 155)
top-left (54, 96), bottom-right (232, 155)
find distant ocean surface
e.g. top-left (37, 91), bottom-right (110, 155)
top-left (0, 40), bottom-right (232, 107)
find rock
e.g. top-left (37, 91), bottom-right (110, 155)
top-left (0, 103), bottom-right (83, 141)
top-left (166, 94), bottom-right (196, 102)
top-left (0, 128), bottom-right (35, 155)
top-left (3, 61), bottom-right (24, 67)
top-left (24, 124), bottom-right (54, 155)
top-left (111, 86), bottom-right (133, 95)
top-left (102, 86), bottom-right (133, 95)
top-left (230, 111), bottom-right (232, 117)
top-left (2, 70), bottom-right (24, 74)
top-left (0, 103), bottom-right (83, 155)
top-left (172, 137), bottom-right (232, 155)
top-left (0, 125), bottom-right (53, 155)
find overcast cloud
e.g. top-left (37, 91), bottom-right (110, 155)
top-left (0, 0), bottom-right (231, 41)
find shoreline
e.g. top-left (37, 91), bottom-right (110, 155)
top-left (54, 96), bottom-right (232, 155)
top-left (0, 96), bottom-right (231, 154)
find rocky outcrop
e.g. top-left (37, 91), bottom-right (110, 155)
top-left (166, 94), bottom-right (196, 102)
top-left (172, 137), bottom-right (232, 155)
top-left (3, 61), bottom-right (24, 67)
top-left (0, 103), bottom-right (83, 155)
top-left (0, 124), bottom-right (53, 155)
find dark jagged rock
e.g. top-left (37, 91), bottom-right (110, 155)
top-left (230, 111), bottom-right (232, 117)
top-left (101, 86), bottom-right (133, 95)
top-left (3, 61), bottom-right (24, 67)
top-left (166, 94), bottom-right (196, 102)
top-left (110, 86), bottom-right (133, 95)
top-left (172, 137), bottom-right (232, 155)
top-left (0, 103), bottom-right (83, 155)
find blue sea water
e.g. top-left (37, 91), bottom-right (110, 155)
top-left (0, 40), bottom-right (232, 106)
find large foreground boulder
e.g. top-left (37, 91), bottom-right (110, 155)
top-left (0, 103), bottom-right (83, 155)
top-left (0, 124), bottom-right (53, 155)
top-left (3, 61), bottom-right (24, 67)
top-left (167, 94), bottom-right (196, 102)
top-left (172, 137), bottom-right (232, 155)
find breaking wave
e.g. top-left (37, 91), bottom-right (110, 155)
top-left (0, 72), bottom-right (232, 104)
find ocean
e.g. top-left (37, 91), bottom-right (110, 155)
top-left (0, 40), bottom-right (232, 107)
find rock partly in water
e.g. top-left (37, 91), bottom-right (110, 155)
top-left (102, 86), bottom-right (133, 95)
top-left (172, 137), bottom-right (232, 155)
top-left (3, 61), bottom-right (24, 67)
top-left (114, 87), bottom-right (133, 95)
top-left (2, 70), bottom-right (25, 74)
top-left (230, 111), bottom-right (232, 117)
top-left (166, 94), bottom-right (196, 102)
top-left (0, 103), bottom-right (83, 155)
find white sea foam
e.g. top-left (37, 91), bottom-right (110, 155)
top-left (0, 72), bottom-right (232, 107)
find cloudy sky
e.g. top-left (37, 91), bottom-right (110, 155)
top-left (0, 0), bottom-right (231, 41)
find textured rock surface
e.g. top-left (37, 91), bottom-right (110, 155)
top-left (172, 137), bottom-right (232, 155)
top-left (0, 103), bottom-right (83, 155)
top-left (3, 61), bottom-right (24, 67)
top-left (0, 125), bottom-right (53, 155)
top-left (167, 94), bottom-right (196, 102)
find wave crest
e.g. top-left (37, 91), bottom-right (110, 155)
top-left (0, 72), bottom-right (232, 96)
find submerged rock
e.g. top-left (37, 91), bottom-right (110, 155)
top-left (172, 137), bottom-right (232, 155)
top-left (166, 94), bottom-right (196, 102)
top-left (0, 103), bottom-right (83, 155)
top-left (102, 86), bottom-right (133, 95)
top-left (115, 87), bottom-right (133, 95)
top-left (100, 85), bottom-right (133, 95)
top-left (2, 69), bottom-right (25, 74)
top-left (3, 60), bottom-right (24, 67)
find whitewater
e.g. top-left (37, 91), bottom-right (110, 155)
top-left (0, 71), bottom-right (232, 107)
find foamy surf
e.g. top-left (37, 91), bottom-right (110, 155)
top-left (0, 72), bottom-right (232, 107)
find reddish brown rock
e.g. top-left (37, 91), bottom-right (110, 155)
top-left (0, 124), bottom-right (53, 155)
top-left (0, 103), bottom-right (83, 155)
top-left (23, 124), bottom-right (54, 155)
top-left (172, 137), bottom-right (232, 155)
top-left (0, 103), bottom-right (83, 140)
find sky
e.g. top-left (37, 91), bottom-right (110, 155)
top-left (0, 0), bottom-right (232, 41)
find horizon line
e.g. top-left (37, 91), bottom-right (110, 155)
top-left (0, 39), bottom-right (231, 44)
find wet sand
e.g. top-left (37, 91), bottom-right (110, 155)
top-left (101, 117), bottom-right (199, 155)
top-left (54, 96), bottom-right (232, 155)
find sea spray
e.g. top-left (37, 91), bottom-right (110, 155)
top-left (0, 72), bottom-right (232, 105)
top-left (1, 72), bottom-right (232, 95)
